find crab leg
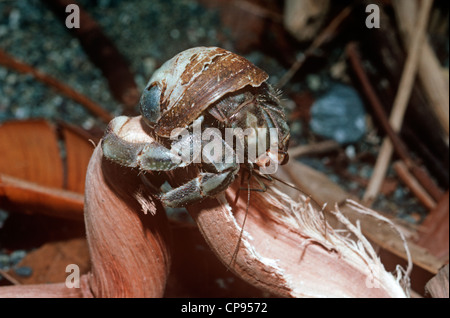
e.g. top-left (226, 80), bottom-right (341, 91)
top-left (160, 168), bottom-right (239, 207)
top-left (161, 135), bottom-right (240, 207)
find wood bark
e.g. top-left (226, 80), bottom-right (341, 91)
top-left (0, 116), bottom-right (411, 297)
top-left (103, 116), bottom-right (408, 297)
top-left (0, 144), bottom-right (171, 297)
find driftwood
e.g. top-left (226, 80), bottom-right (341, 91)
top-left (85, 116), bottom-right (409, 297)
top-left (392, 0), bottom-right (449, 137)
top-left (346, 43), bottom-right (443, 204)
top-left (282, 160), bottom-right (447, 294)
top-left (0, 143), bottom-right (171, 297)
top-left (0, 116), bottom-right (410, 297)
top-left (425, 264), bottom-right (449, 298)
top-left (417, 191), bottom-right (449, 259)
top-left (288, 140), bottom-right (340, 158)
top-left (363, 0), bottom-right (434, 204)
top-left (188, 186), bottom-right (407, 297)
top-left (357, 2), bottom-right (449, 189)
top-left (393, 161), bottom-right (436, 210)
top-left (84, 145), bottom-right (171, 297)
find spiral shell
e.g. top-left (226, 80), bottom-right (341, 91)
top-left (141, 47), bottom-right (269, 137)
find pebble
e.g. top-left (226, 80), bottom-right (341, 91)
top-left (0, 209), bottom-right (9, 228)
top-left (306, 74), bottom-right (322, 92)
top-left (170, 28), bottom-right (181, 39)
top-left (9, 9), bottom-right (21, 29)
top-left (347, 163), bottom-right (359, 175)
top-left (289, 121), bottom-right (303, 140)
top-left (393, 187), bottom-right (407, 201)
top-left (310, 83), bottom-right (366, 144)
top-left (0, 0), bottom-right (224, 127)
top-left (0, 25), bottom-right (7, 37)
top-left (9, 250), bottom-right (26, 266)
top-left (359, 165), bottom-right (373, 179)
top-left (143, 57), bottom-right (157, 76)
top-left (0, 254), bottom-right (9, 269)
top-left (14, 266), bottom-right (33, 277)
top-left (345, 145), bottom-right (356, 160)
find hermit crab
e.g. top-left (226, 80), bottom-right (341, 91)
top-left (102, 47), bottom-right (290, 207)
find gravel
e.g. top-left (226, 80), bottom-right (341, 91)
top-left (0, 0), bottom-right (226, 128)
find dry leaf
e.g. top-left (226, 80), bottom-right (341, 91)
top-left (0, 120), bottom-right (96, 220)
top-left (7, 237), bottom-right (90, 285)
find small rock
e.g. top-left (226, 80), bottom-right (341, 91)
top-left (0, 25), bottom-right (7, 37)
top-left (99, 0), bottom-right (113, 8)
top-left (408, 212), bottom-right (422, 224)
top-left (289, 121), bottom-right (303, 137)
top-left (393, 187), bottom-right (407, 201)
top-left (0, 254), bottom-right (9, 269)
top-left (306, 74), bottom-right (322, 91)
top-left (9, 250), bottom-right (26, 266)
top-left (170, 29), bottom-right (180, 39)
top-left (359, 165), bottom-right (373, 179)
top-left (143, 57), bottom-right (157, 76)
top-left (328, 174), bottom-right (341, 185)
top-left (310, 83), bottom-right (366, 144)
top-left (14, 266), bottom-right (33, 277)
top-left (0, 209), bottom-right (9, 228)
top-left (347, 163), bottom-right (358, 175)
top-left (5, 73), bottom-right (17, 85)
top-left (9, 9), bottom-right (21, 29)
top-left (345, 145), bottom-right (356, 160)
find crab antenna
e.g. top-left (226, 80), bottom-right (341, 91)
top-left (271, 174), bottom-right (325, 210)
top-left (230, 170), bottom-right (252, 268)
top-left (269, 174), bottom-right (305, 193)
top-left (252, 167), bottom-right (305, 194)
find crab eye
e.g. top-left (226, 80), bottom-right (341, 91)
top-left (140, 84), bottom-right (161, 126)
top-left (279, 152), bottom-right (289, 165)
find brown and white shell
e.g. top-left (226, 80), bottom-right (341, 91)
top-left (145, 47), bottom-right (269, 137)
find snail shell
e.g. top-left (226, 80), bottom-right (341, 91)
top-left (141, 47), bottom-right (269, 137)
